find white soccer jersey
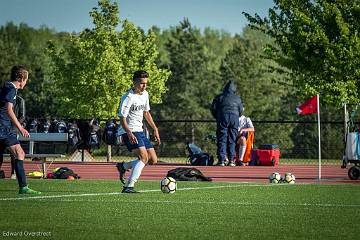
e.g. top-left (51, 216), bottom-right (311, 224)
top-left (238, 115), bottom-right (254, 131)
top-left (118, 89), bottom-right (150, 132)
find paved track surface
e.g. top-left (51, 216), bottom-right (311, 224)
top-left (1, 161), bottom-right (359, 184)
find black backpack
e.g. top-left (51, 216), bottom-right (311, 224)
top-left (37, 119), bottom-right (51, 133)
top-left (53, 167), bottom-right (80, 179)
top-left (49, 120), bottom-right (67, 133)
top-left (103, 119), bottom-right (117, 145)
top-left (88, 118), bottom-right (100, 148)
top-left (56, 120), bottom-right (67, 133)
top-left (187, 143), bottom-right (214, 166)
top-left (167, 167), bottom-right (212, 181)
top-left (28, 119), bottom-right (38, 133)
top-left (0, 170), bottom-right (5, 179)
top-left (68, 122), bottom-right (81, 146)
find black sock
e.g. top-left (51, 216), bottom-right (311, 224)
top-left (11, 157), bottom-right (16, 174)
top-left (14, 159), bottom-right (27, 188)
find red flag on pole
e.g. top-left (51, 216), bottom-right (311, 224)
top-left (296, 96), bottom-right (318, 115)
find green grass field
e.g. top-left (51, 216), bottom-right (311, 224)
top-left (1, 179), bottom-right (359, 240)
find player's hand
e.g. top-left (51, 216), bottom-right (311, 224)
top-left (154, 129), bottom-right (161, 145)
top-left (127, 132), bottom-right (138, 144)
top-left (20, 127), bottom-right (30, 138)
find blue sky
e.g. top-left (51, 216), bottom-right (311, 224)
top-left (0, 0), bottom-right (274, 35)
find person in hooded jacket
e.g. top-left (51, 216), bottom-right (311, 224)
top-left (210, 81), bottom-right (243, 166)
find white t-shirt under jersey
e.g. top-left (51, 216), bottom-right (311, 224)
top-left (118, 89), bottom-right (150, 132)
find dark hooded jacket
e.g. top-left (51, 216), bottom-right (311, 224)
top-left (210, 81), bottom-right (243, 119)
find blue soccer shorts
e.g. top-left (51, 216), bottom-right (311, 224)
top-left (122, 131), bottom-right (153, 152)
top-left (0, 127), bottom-right (20, 147)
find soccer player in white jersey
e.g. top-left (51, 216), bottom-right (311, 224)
top-left (116, 70), bottom-right (161, 193)
top-left (237, 114), bottom-right (254, 166)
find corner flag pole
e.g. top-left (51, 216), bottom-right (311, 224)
top-left (317, 94), bottom-right (321, 181)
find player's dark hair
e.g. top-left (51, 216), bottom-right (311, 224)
top-left (133, 70), bottom-right (149, 82)
top-left (10, 66), bottom-right (28, 82)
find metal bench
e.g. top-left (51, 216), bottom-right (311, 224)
top-left (6, 133), bottom-right (68, 177)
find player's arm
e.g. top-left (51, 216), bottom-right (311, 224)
top-left (119, 116), bottom-right (138, 144)
top-left (144, 111), bottom-right (160, 145)
top-left (6, 102), bottom-right (29, 138)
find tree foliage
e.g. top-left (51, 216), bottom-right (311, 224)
top-left (154, 19), bottom-right (222, 120)
top-left (244, 0), bottom-right (360, 105)
top-left (47, 0), bottom-right (170, 119)
top-left (0, 22), bottom-right (66, 117)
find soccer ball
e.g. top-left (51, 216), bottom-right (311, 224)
top-left (283, 172), bottom-right (296, 184)
top-left (269, 172), bottom-right (281, 183)
top-left (160, 177), bottom-right (177, 194)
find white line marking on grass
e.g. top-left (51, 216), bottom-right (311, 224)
top-left (46, 199), bottom-right (360, 208)
top-left (1, 184), bottom-right (358, 208)
top-left (0, 184), bottom-right (272, 201)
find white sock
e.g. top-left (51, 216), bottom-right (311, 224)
top-left (123, 159), bottom-right (138, 170)
top-left (126, 160), bottom-right (146, 188)
top-left (239, 145), bottom-right (246, 161)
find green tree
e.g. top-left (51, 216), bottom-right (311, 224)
top-left (47, 0), bottom-right (170, 119)
top-left (154, 19), bottom-right (223, 120)
top-left (244, 0), bottom-right (360, 106)
top-left (0, 22), bottom-right (66, 117)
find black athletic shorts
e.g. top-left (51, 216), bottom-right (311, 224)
top-left (0, 127), bottom-right (19, 147)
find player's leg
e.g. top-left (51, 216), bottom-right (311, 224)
top-left (228, 114), bottom-right (239, 166)
top-left (216, 116), bottom-right (228, 166)
top-left (122, 147), bottom-right (147, 193)
top-left (116, 159), bottom-right (137, 184)
top-left (238, 136), bottom-right (247, 165)
top-left (8, 143), bottom-right (41, 194)
top-left (115, 132), bottom-right (140, 184)
top-left (10, 154), bottom-right (16, 179)
top-left (147, 148), bottom-right (158, 165)
top-left (121, 132), bottom-right (151, 193)
top-left (0, 144), bottom-right (4, 170)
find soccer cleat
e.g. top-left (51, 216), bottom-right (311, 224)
top-left (238, 161), bottom-right (245, 166)
top-left (228, 161), bottom-right (236, 167)
top-left (19, 186), bottom-right (42, 195)
top-left (10, 174), bottom-right (17, 180)
top-left (116, 162), bottom-right (127, 185)
top-left (121, 187), bottom-right (139, 193)
top-left (216, 162), bottom-right (225, 167)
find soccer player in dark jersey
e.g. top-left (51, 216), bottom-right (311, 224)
top-left (0, 95), bottom-right (25, 179)
top-left (0, 66), bottom-right (41, 194)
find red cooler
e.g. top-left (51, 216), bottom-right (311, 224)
top-left (255, 144), bottom-right (280, 166)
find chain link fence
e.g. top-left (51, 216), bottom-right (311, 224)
top-left (19, 119), bottom-right (351, 165)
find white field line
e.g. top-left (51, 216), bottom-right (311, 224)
top-left (0, 184), bottom-right (275, 201)
top-left (1, 184), bottom-right (359, 208)
top-left (39, 199), bottom-right (360, 208)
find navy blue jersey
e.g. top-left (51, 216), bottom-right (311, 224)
top-left (0, 81), bottom-right (17, 128)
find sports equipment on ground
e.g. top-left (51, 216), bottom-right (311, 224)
top-left (269, 172), bottom-right (281, 183)
top-left (67, 176), bottom-right (75, 181)
top-left (160, 177), bottom-right (177, 194)
top-left (283, 172), bottom-right (296, 184)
